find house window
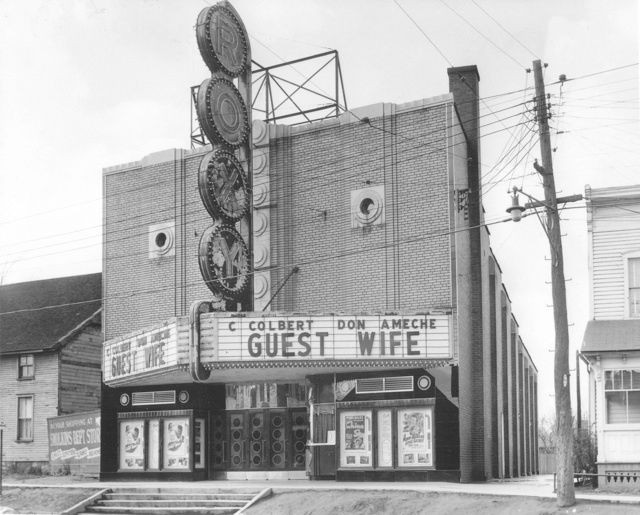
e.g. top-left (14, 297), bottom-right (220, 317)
top-left (630, 259), bottom-right (640, 317)
top-left (604, 369), bottom-right (640, 424)
top-left (18, 354), bottom-right (34, 379)
top-left (17, 396), bottom-right (34, 441)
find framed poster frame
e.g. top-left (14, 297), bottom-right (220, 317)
top-left (336, 403), bottom-right (435, 472)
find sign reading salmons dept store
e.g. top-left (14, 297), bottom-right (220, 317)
top-left (212, 314), bottom-right (451, 361)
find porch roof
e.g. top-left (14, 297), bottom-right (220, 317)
top-left (582, 319), bottom-right (640, 353)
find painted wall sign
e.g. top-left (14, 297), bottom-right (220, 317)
top-left (213, 314), bottom-right (451, 361)
top-left (48, 411), bottom-right (101, 469)
top-left (103, 324), bottom-right (177, 381)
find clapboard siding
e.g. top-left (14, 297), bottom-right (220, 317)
top-left (592, 218), bottom-right (640, 318)
top-left (60, 324), bottom-right (103, 414)
top-left (0, 352), bottom-right (59, 462)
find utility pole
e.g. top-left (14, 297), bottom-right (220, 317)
top-left (576, 350), bottom-right (581, 430)
top-left (533, 59), bottom-right (575, 507)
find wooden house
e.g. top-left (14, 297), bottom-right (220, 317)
top-left (582, 185), bottom-right (640, 489)
top-left (0, 273), bottom-right (102, 471)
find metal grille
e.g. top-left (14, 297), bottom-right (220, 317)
top-left (356, 376), bottom-right (413, 394)
top-left (131, 390), bottom-right (176, 406)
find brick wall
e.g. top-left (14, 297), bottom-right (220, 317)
top-left (510, 322), bottom-right (519, 476)
top-left (489, 261), bottom-right (498, 478)
top-left (101, 77), bottom-right (540, 482)
top-left (501, 298), bottom-right (510, 476)
top-left (103, 149), bottom-right (213, 340)
top-left (267, 102), bottom-right (453, 313)
top-left (448, 65), bottom-right (485, 482)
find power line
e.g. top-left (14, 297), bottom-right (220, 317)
top-left (2, 103), bottom-right (536, 259)
top-left (0, 212), bottom-right (520, 316)
top-left (393, 0), bottom-right (454, 68)
top-left (440, 0), bottom-right (527, 71)
top-left (470, 0), bottom-right (539, 61)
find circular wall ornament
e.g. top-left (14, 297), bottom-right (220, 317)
top-left (253, 210), bottom-right (268, 236)
top-left (253, 150), bottom-right (267, 175)
top-left (254, 275), bottom-right (268, 298)
top-left (198, 150), bottom-right (249, 223)
top-left (197, 77), bottom-right (249, 149)
top-left (199, 224), bottom-right (249, 300)
top-left (352, 188), bottom-right (384, 226)
top-left (120, 393), bottom-right (130, 406)
top-left (178, 391), bottom-right (190, 404)
top-left (417, 375), bottom-right (432, 391)
top-left (254, 244), bottom-right (269, 267)
top-left (252, 119), bottom-right (267, 143)
top-left (153, 229), bottom-right (174, 256)
top-left (253, 183), bottom-right (268, 206)
top-left (196, 5), bottom-right (248, 77)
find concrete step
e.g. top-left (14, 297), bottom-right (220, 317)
top-left (103, 493), bottom-right (256, 501)
top-left (95, 499), bottom-right (248, 507)
top-left (78, 487), bottom-right (270, 515)
top-left (84, 507), bottom-right (239, 514)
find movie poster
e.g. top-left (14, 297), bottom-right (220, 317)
top-left (163, 418), bottom-right (190, 469)
top-left (340, 410), bottom-right (372, 468)
top-left (119, 420), bottom-right (145, 470)
top-left (397, 407), bottom-right (433, 467)
top-left (147, 419), bottom-right (160, 470)
top-left (377, 410), bottom-right (393, 467)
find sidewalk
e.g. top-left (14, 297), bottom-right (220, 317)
top-left (4, 475), bottom-right (640, 505)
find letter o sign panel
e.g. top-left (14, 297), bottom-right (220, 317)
top-left (197, 78), bottom-right (249, 149)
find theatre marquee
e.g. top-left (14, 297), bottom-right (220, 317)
top-left (202, 313), bottom-right (452, 362)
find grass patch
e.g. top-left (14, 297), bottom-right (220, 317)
top-left (0, 487), bottom-right (100, 514)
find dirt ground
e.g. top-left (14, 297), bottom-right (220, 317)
top-left (243, 490), bottom-right (640, 515)
top-left (1, 475), bottom-right (639, 515)
top-left (0, 486), bottom-right (99, 514)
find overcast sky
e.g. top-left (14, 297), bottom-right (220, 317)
top-left (0, 0), bottom-right (638, 419)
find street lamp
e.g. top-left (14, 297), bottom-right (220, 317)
top-left (506, 187), bottom-right (526, 222)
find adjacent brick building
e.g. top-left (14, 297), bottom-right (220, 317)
top-left (100, 63), bottom-right (538, 482)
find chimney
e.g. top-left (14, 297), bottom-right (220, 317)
top-left (447, 65), bottom-right (481, 162)
top-left (448, 64), bottom-right (487, 483)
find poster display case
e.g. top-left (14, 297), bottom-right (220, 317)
top-left (339, 410), bottom-right (372, 468)
top-left (147, 419), bottom-right (160, 470)
top-left (119, 419), bottom-right (145, 470)
top-left (397, 407), bottom-right (433, 467)
top-left (337, 404), bottom-right (435, 472)
top-left (377, 409), bottom-right (394, 468)
top-left (116, 411), bottom-right (202, 474)
top-left (163, 418), bottom-right (190, 469)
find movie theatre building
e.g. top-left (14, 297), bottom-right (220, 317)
top-left (100, 8), bottom-right (538, 482)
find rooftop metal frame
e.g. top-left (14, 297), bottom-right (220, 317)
top-left (191, 50), bottom-right (348, 148)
